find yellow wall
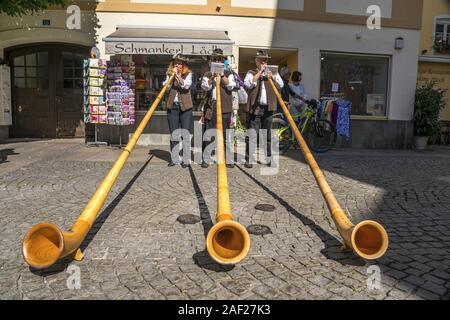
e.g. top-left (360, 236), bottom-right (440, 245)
top-left (418, 0), bottom-right (450, 121)
top-left (418, 62), bottom-right (450, 121)
top-left (286, 51), bottom-right (298, 73)
top-left (420, 0), bottom-right (450, 54)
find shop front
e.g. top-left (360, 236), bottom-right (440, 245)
top-left (318, 52), bottom-right (412, 149)
top-left (0, 2), bottom-right (422, 149)
top-left (95, 26), bottom-right (234, 146)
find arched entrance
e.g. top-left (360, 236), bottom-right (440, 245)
top-left (6, 43), bottom-right (90, 138)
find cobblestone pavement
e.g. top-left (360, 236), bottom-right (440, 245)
top-left (0, 139), bottom-right (449, 300)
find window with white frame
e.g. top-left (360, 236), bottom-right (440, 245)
top-left (320, 53), bottom-right (390, 117)
top-left (434, 17), bottom-right (450, 54)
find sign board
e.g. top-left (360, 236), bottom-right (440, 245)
top-left (366, 94), bottom-right (386, 116)
top-left (211, 62), bottom-right (225, 76)
top-left (332, 82), bottom-right (339, 93)
top-left (266, 65), bottom-right (279, 76)
top-left (105, 42), bottom-right (233, 56)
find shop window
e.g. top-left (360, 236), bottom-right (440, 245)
top-left (434, 17), bottom-right (450, 54)
top-left (13, 51), bottom-right (49, 89)
top-left (320, 53), bottom-right (389, 117)
top-left (131, 54), bottom-right (209, 112)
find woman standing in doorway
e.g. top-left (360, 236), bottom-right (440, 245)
top-left (164, 54), bottom-right (193, 168)
top-left (289, 71), bottom-right (308, 116)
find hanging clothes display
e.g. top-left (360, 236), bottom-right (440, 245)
top-left (320, 98), bottom-right (338, 126)
top-left (319, 95), bottom-right (352, 141)
top-left (336, 99), bottom-right (352, 141)
top-left (331, 101), bottom-right (339, 127)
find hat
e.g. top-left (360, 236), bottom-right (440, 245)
top-left (255, 50), bottom-right (271, 59)
top-left (172, 53), bottom-right (189, 63)
top-left (211, 48), bottom-right (226, 59)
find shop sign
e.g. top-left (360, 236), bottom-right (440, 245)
top-left (366, 94), bottom-right (385, 116)
top-left (106, 42), bottom-right (233, 56)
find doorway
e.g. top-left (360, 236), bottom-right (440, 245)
top-left (7, 44), bottom-right (89, 138)
top-left (238, 47), bottom-right (298, 78)
top-left (237, 47), bottom-right (298, 123)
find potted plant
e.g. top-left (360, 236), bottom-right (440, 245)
top-left (413, 81), bottom-right (446, 150)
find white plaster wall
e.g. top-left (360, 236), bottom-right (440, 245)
top-left (97, 12), bottom-right (420, 121)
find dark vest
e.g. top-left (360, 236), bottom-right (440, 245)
top-left (167, 73), bottom-right (193, 111)
top-left (246, 69), bottom-right (278, 113)
top-left (203, 71), bottom-right (233, 114)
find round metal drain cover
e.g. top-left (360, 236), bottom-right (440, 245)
top-left (247, 224), bottom-right (272, 235)
top-left (255, 204), bottom-right (275, 212)
top-left (177, 214), bottom-right (201, 225)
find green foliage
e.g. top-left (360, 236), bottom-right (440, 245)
top-left (0, 0), bottom-right (70, 17)
top-left (233, 112), bottom-right (247, 133)
top-left (414, 81), bottom-right (446, 137)
top-left (232, 112), bottom-right (247, 147)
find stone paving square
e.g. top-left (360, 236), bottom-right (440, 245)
top-left (0, 139), bottom-right (449, 300)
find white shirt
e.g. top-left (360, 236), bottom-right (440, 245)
top-left (164, 73), bottom-right (193, 103)
top-left (244, 71), bottom-right (284, 106)
top-left (289, 83), bottom-right (307, 108)
top-left (201, 73), bottom-right (236, 101)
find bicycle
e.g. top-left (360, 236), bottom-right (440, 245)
top-left (272, 100), bottom-right (337, 154)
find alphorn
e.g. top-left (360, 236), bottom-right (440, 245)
top-left (206, 75), bottom-right (251, 265)
top-left (22, 74), bottom-right (176, 269)
top-left (268, 77), bottom-right (388, 260)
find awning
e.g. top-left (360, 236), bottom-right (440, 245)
top-left (103, 26), bottom-right (234, 56)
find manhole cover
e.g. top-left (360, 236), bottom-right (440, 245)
top-left (177, 214), bottom-right (201, 225)
top-left (247, 224), bottom-right (272, 235)
top-left (255, 204), bottom-right (275, 212)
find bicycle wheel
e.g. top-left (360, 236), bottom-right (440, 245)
top-left (271, 117), bottom-right (292, 155)
top-left (304, 119), bottom-right (337, 153)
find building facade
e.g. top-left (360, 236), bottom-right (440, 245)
top-left (417, 0), bottom-right (450, 122)
top-left (0, 0), bottom-right (423, 148)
